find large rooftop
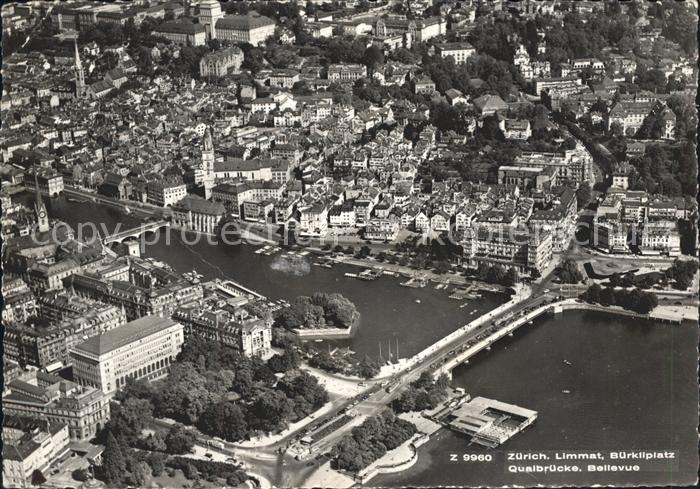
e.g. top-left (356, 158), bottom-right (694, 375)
top-left (72, 315), bottom-right (181, 357)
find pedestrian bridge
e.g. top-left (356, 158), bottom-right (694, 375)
top-left (103, 220), bottom-right (170, 244)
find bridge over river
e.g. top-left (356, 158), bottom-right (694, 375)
top-left (102, 220), bottom-right (170, 245)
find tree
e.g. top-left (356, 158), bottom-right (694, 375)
top-left (101, 432), bottom-right (127, 485)
top-left (268, 346), bottom-right (301, 373)
top-left (31, 470), bottom-right (47, 486)
top-left (131, 461), bottom-right (152, 487)
top-left (198, 401), bottom-right (249, 442)
top-left (139, 431), bottom-right (167, 452)
top-left (363, 45), bottom-right (385, 77)
top-left (72, 468), bottom-right (90, 482)
top-left (503, 267), bottom-right (519, 287)
top-left (148, 452), bottom-right (166, 477)
top-left (576, 182), bottom-right (592, 208)
top-left (557, 259), bottom-right (583, 284)
top-left (358, 356), bottom-right (380, 379)
top-left (165, 424), bottom-right (196, 454)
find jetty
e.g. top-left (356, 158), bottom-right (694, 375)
top-left (427, 395), bottom-right (537, 448)
top-left (358, 268), bottom-right (383, 281)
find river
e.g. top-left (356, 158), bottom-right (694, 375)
top-left (33, 195), bottom-right (700, 485)
top-left (35, 195), bottom-right (505, 361)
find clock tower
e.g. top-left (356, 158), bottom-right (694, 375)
top-left (34, 171), bottom-right (49, 233)
top-left (201, 127), bottom-right (215, 199)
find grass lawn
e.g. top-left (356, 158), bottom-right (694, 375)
top-left (150, 468), bottom-right (230, 489)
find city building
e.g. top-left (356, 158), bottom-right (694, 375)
top-left (153, 21), bottom-right (207, 46)
top-left (436, 42), bottom-right (476, 64)
top-left (70, 315), bottom-right (185, 396)
top-left (3, 370), bottom-right (110, 441)
top-left (3, 418), bottom-right (71, 489)
top-left (174, 299), bottom-right (272, 357)
top-left (146, 175), bottom-right (187, 207)
top-left (171, 195), bottom-right (225, 234)
top-left (639, 220), bottom-right (681, 256)
top-left (4, 294), bottom-right (126, 368)
top-left (462, 226), bottom-right (553, 274)
top-left (215, 13), bottom-right (276, 45)
top-left (328, 64), bottom-right (367, 82)
top-left (199, 46), bottom-right (244, 78)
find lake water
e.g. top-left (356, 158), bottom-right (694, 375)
top-left (33, 195), bottom-right (700, 485)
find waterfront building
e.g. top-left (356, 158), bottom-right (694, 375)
top-left (211, 180), bottom-right (284, 217)
top-left (462, 225), bottom-right (553, 274)
top-left (35, 171), bottom-right (64, 198)
top-left (146, 175), bottom-right (187, 207)
top-left (174, 300), bottom-right (272, 357)
top-left (2, 370), bottom-right (110, 441)
top-left (171, 195), bottom-right (225, 234)
top-left (64, 270), bottom-right (203, 322)
top-left (70, 315), bottom-right (185, 396)
top-left (299, 200), bottom-right (330, 237)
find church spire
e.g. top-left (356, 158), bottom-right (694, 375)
top-left (74, 39), bottom-right (85, 99)
top-left (203, 126), bottom-right (213, 152)
top-left (33, 165), bottom-right (49, 233)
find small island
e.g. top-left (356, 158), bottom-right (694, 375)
top-left (277, 292), bottom-right (361, 340)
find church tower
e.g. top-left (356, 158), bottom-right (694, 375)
top-left (74, 39), bottom-right (86, 99)
top-left (34, 170), bottom-right (49, 233)
top-left (198, 0), bottom-right (224, 40)
top-left (201, 127), bottom-right (215, 199)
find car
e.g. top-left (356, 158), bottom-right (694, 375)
top-left (205, 453), bottom-right (213, 458)
top-left (543, 289), bottom-right (550, 294)
top-left (306, 461), bottom-right (316, 467)
top-left (226, 458), bottom-right (237, 464)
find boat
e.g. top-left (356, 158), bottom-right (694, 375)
top-left (415, 299), bottom-right (421, 303)
top-left (527, 320), bottom-right (534, 325)
top-left (562, 389), bottom-right (571, 394)
top-left (344, 273), bottom-right (358, 278)
top-left (314, 339), bottom-right (323, 343)
top-left (563, 360), bottom-right (572, 366)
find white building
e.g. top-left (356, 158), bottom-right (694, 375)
top-left (70, 315), bottom-right (185, 396)
top-left (215, 13), bottom-right (276, 45)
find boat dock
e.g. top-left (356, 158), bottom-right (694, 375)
top-left (449, 285), bottom-right (481, 300)
top-left (429, 395), bottom-right (537, 448)
top-left (400, 277), bottom-right (427, 288)
top-left (358, 268), bottom-right (383, 280)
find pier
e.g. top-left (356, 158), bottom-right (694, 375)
top-left (213, 279), bottom-right (266, 300)
top-left (427, 395), bottom-right (537, 448)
